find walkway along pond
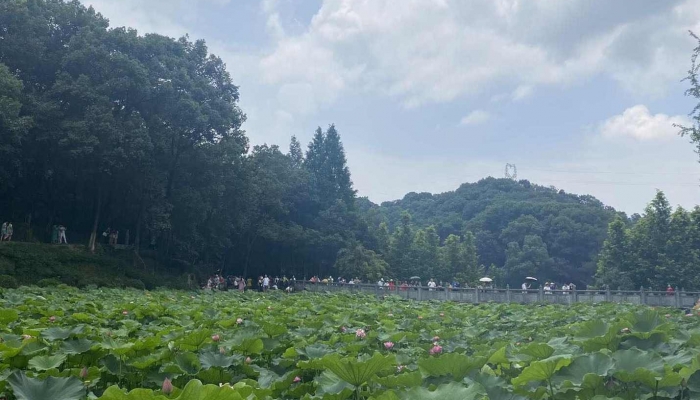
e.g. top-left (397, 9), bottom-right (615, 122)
top-left (294, 282), bottom-right (699, 309)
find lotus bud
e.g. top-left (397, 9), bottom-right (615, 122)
top-left (432, 336), bottom-right (440, 342)
top-left (245, 357), bottom-right (252, 364)
top-left (293, 376), bottom-right (301, 383)
top-left (340, 326), bottom-right (347, 333)
top-left (397, 365), bottom-right (405, 372)
top-left (236, 318), bottom-right (243, 325)
top-left (417, 315), bottom-right (423, 320)
top-left (122, 310), bottom-right (128, 316)
top-left (22, 334), bottom-right (33, 340)
top-left (211, 334), bottom-right (220, 342)
top-left (162, 378), bottom-right (173, 395)
top-left (49, 316), bottom-right (56, 323)
top-left (665, 314), bottom-right (671, 318)
top-left (384, 341), bottom-right (394, 350)
top-left (439, 313), bottom-right (445, 317)
top-left (355, 328), bottom-right (366, 339)
top-left (429, 345), bottom-right (443, 355)
top-left (80, 366), bottom-right (88, 379)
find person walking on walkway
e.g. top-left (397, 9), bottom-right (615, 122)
top-left (1, 222), bottom-right (6, 241)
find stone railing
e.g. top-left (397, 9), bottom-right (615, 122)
top-left (293, 282), bottom-right (698, 308)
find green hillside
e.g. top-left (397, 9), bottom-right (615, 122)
top-left (0, 242), bottom-right (187, 289)
top-left (361, 177), bottom-right (622, 286)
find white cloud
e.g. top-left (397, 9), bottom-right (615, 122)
top-left (600, 105), bottom-right (688, 141)
top-left (459, 110), bottom-right (491, 126)
top-left (512, 85), bottom-right (534, 101)
top-left (258, 0), bottom-right (698, 111)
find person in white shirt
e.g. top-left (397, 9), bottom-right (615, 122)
top-left (262, 275), bottom-right (270, 291)
top-left (427, 279), bottom-right (437, 291)
top-left (521, 282), bottom-right (530, 293)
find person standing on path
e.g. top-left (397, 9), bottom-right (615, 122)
top-left (58, 225), bottom-right (67, 244)
top-left (0, 222), bottom-right (6, 241)
top-left (5, 223), bottom-right (13, 241)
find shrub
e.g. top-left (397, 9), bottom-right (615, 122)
top-left (123, 278), bottom-right (146, 290)
top-left (0, 274), bottom-right (19, 288)
top-left (37, 278), bottom-right (62, 287)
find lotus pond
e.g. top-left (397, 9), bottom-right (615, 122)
top-left (1, 287), bottom-right (700, 399)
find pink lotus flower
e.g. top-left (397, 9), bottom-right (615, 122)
top-left (356, 328), bottom-right (366, 339)
top-left (162, 378), bottom-right (174, 395)
top-left (80, 366), bottom-right (88, 379)
top-left (429, 345), bottom-right (443, 355)
top-left (293, 376), bottom-right (301, 383)
top-left (236, 318), bottom-right (243, 325)
top-left (211, 334), bottom-right (220, 342)
top-left (122, 310), bottom-right (129, 315)
top-left (49, 316), bottom-right (56, 323)
top-left (397, 365), bottom-right (405, 372)
top-left (432, 336), bottom-right (440, 342)
top-left (384, 341), bottom-right (394, 350)
top-left (245, 357), bottom-right (252, 364)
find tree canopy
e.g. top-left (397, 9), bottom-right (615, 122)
top-left (0, 0), bottom-right (698, 289)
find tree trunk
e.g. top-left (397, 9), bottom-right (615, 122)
top-left (87, 187), bottom-right (102, 252)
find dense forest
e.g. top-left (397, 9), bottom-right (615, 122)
top-left (1, 0), bottom-right (699, 289)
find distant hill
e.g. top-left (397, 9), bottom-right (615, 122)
top-left (359, 177), bottom-right (621, 286)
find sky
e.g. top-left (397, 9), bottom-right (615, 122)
top-left (80, 0), bottom-right (700, 214)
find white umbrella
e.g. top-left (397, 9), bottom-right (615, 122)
top-left (525, 277), bottom-right (538, 281)
top-left (479, 277), bottom-right (493, 283)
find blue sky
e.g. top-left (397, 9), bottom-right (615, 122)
top-left (82, 0), bottom-right (700, 214)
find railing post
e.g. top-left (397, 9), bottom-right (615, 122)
top-left (605, 285), bottom-right (611, 302)
top-left (418, 286), bottom-right (423, 301)
top-left (506, 285), bottom-right (511, 303)
top-left (572, 286), bottom-right (578, 303)
top-left (538, 286), bottom-right (543, 302)
top-left (675, 286), bottom-right (681, 308)
top-left (475, 287), bottom-right (480, 304)
top-left (640, 286), bottom-right (645, 305)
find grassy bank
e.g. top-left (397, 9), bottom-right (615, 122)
top-left (0, 242), bottom-right (188, 290)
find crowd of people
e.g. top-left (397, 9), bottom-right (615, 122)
top-left (204, 274), bottom-right (297, 293)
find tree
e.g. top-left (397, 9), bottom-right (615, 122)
top-left (411, 226), bottom-right (440, 280)
top-left (375, 222), bottom-right (390, 255)
top-left (595, 215), bottom-right (633, 289)
top-left (457, 231), bottom-right (481, 284)
top-left (387, 212), bottom-right (414, 278)
top-left (679, 32), bottom-right (700, 157)
top-left (504, 235), bottom-right (551, 285)
top-left (289, 135), bottom-right (303, 167)
top-left (334, 243), bottom-right (387, 282)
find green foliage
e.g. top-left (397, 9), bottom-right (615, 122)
top-left (0, 273), bottom-right (18, 288)
top-left (595, 191), bottom-right (700, 290)
top-left (0, 287), bottom-right (699, 399)
top-left (334, 244), bottom-right (387, 281)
